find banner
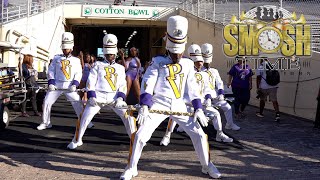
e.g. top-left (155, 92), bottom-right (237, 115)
top-left (82, 5), bottom-right (168, 19)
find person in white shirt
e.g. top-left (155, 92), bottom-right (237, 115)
top-left (256, 58), bottom-right (280, 121)
top-left (67, 34), bottom-right (136, 149)
top-left (120, 16), bottom-right (221, 180)
top-left (37, 32), bottom-right (83, 130)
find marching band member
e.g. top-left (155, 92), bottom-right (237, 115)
top-left (160, 44), bottom-right (233, 147)
top-left (120, 16), bottom-right (221, 180)
top-left (201, 43), bottom-right (240, 131)
top-left (37, 32), bottom-right (83, 130)
top-left (67, 34), bottom-right (136, 149)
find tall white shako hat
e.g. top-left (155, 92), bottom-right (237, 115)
top-left (201, 43), bottom-right (213, 63)
top-left (61, 32), bottom-right (74, 50)
top-left (188, 44), bottom-right (203, 62)
top-left (165, 15), bottom-right (188, 54)
top-left (103, 34), bottom-right (118, 55)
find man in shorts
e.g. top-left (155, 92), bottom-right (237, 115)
top-left (256, 59), bottom-right (280, 121)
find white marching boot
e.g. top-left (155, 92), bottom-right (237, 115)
top-left (216, 131), bottom-right (233, 143)
top-left (160, 132), bottom-right (171, 146)
top-left (202, 161), bottom-right (222, 179)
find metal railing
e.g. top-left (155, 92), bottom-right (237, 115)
top-left (64, 0), bottom-right (183, 7)
top-left (1, 0), bottom-right (64, 24)
top-left (2, 0), bottom-right (320, 52)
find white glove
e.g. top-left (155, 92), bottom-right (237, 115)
top-left (193, 109), bottom-right (208, 128)
top-left (218, 94), bottom-right (225, 101)
top-left (137, 105), bottom-right (150, 126)
top-left (48, 84), bottom-right (56, 91)
top-left (88, 97), bottom-right (98, 107)
top-left (204, 98), bottom-right (212, 107)
top-left (115, 97), bottom-right (127, 108)
top-left (69, 85), bottom-right (77, 92)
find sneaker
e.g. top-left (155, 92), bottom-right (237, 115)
top-left (275, 113), bottom-right (280, 122)
top-left (225, 123), bottom-right (240, 131)
top-left (256, 112), bottom-right (264, 118)
top-left (87, 122), bottom-right (94, 128)
top-left (202, 162), bottom-right (222, 179)
top-left (120, 167), bottom-right (138, 180)
top-left (37, 123), bottom-right (52, 130)
top-left (67, 140), bottom-right (83, 150)
top-left (160, 135), bottom-right (171, 146)
top-left (216, 132), bottom-right (233, 143)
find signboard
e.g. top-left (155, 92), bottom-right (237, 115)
top-left (82, 5), bottom-right (167, 19)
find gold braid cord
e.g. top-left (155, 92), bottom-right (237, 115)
top-left (126, 105), bottom-right (194, 117)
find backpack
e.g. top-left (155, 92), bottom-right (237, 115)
top-left (264, 62), bottom-right (280, 86)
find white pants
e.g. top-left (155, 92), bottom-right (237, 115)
top-left (73, 92), bottom-right (137, 143)
top-left (166, 105), bottom-right (222, 133)
top-left (128, 96), bottom-right (210, 169)
top-left (212, 99), bottom-right (234, 125)
top-left (42, 82), bottom-right (83, 125)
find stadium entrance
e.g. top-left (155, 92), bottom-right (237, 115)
top-left (71, 25), bottom-right (166, 65)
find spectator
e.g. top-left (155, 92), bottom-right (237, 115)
top-left (21, 53), bottom-right (41, 117)
top-left (131, 0), bottom-right (138, 6)
top-left (114, 0), bottom-right (122, 5)
top-left (256, 58), bottom-right (281, 121)
top-left (227, 56), bottom-right (253, 119)
top-left (91, 54), bottom-right (97, 64)
top-left (314, 85), bottom-right (320, 128)
top-left (116, 48), bottom-right (126, 64)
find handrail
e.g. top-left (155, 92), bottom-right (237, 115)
top-left (1, 0), bottom-right (64, 25)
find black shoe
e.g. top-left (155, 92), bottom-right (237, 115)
top-left (275, 113), bottom-right (280, 122)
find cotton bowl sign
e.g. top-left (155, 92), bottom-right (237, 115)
top-left (82, 5), bottom-right (166, 19)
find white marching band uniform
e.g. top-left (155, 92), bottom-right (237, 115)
top-left (201, 43), bottom-right (240, 131)
top-left (120, 16), bottom-right (221, 180)
top-left (37, 32), bottom-right (84, 130)
top-left (67, 34), bottom-right (136, 149)
top-left (160, 44), bottom-right (233, 147)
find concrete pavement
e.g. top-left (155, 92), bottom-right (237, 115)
top-left (0, 99), bottom-right (320, 179)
